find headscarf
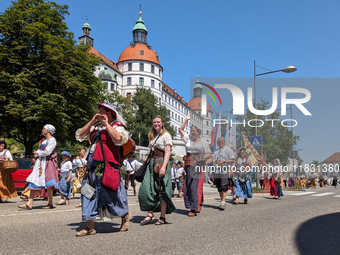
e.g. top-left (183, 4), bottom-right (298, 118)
top-left (44, 124), bottom-right (56, 135)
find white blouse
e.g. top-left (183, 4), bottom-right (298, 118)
top-left (75, 122), bottom-right (129, 153)
top-left (148, 132), bottom-right (172, 150)
top-left (0, 150), bottom-right (13, 160)
top-left (182, 133), bottom-right (211, 154)
top-left (60, 161), bottom-right (73, 173)
top-left (36, 137), bottom-right (57, 157)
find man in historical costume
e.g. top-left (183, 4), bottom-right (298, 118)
top-left (207, 137), bottom-right (235, 210)
top-left (123, 155), bottom-right (142, 196)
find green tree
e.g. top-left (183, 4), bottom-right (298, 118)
top-left (233, 99), bottom-right (300, 165)
top-left (131, 87), bottom-right (174, 146)
top-left (0, 0), bottom-right (104, 154)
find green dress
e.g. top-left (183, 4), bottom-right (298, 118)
top-left (138, 157), bottom-right (176, 214)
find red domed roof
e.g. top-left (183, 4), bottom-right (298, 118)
top-left (188, 97), bottom-right (212, 112)
top-left (118, 44), bottom-right (160, 65)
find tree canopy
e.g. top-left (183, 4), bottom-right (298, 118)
top-left (0, 0), bottom-right (104, 154)
top-left (217, 99), bottom-right (300, 166)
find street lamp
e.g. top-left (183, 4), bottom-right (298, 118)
top-left (253, 61), bottom-right (297, 188)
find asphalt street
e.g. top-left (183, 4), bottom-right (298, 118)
top-left (1, 185), bottom-right (340, 255)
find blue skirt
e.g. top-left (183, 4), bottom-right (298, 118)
top-left (81, 154), bottom-right (129, 221)
top-left (234, 178), bottom-right (253, 199)
top-left (58, 171), bottom-right (71, 199)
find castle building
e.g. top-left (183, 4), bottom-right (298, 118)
top-left (78, 11), bottom-right (212, 156)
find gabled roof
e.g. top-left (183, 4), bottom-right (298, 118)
top-left (162, 81), bottom-right (188, 107)
top-left (320, 152), bottom-right (340, 163)
top-left (89, 47), bottom-right (122, 75)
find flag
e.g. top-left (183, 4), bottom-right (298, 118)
top-left (224, 116), bottom-right (230, 148)
top-left (241, 132), bottom-right (261, 167)
top-left (229, 123), bottom-right (236, 154)
top-left (212, 113), bottom-right (222, 152)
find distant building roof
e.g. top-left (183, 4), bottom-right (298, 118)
top-left (162, 81), bottom-right (188, 107)
top-left (118, 43), bottom-right (160, 66)
top-left (320, 152), bottom-right (340, 163)
top-left (188, 97), bottom-right (212, 112)
top-left (89, 47), bottom-right (122, 75)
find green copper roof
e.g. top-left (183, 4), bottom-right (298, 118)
top-left (83, 22), bottom-right (91, 29)
top-left (194, 76), bottom-right (202, 89)
top-left (99, 69), bottom-right (116, 82)
top-left (133, 15), bottom-right (147, 32)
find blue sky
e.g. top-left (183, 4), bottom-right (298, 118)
top-left (1, 0), bottom-right (339, 164)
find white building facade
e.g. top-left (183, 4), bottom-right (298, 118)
top-left (78, 12), bottom-right (212, 157)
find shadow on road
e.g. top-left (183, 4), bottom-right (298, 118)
top-left (295, 212), bottom-right (340, 255)
top-left (67, 221), bottom-right (120, 234)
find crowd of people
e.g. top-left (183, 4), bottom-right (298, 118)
top-left (0, 102), bottom-right (339, 237)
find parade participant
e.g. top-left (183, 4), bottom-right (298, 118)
top-left (262, 159), bottom-right (270, 190)
top-left (57, 151), bottom-right (73, 205)
top-left (75, 101), bottom-right (131, 236)
top-left (300, 173), bottom-right (306, 190)
top-left (332, 176), bottom-right (338, 188)
top-left (283, 171), bottom-right (288, 188)
top-left (319, 174), bottom-right (324, 187)
top-left (311, 172), bottom-right (318, 189)
top-left (270, 158), bottom-right (284, 199)
top-left (176, 161), bottom-right (185, 198)
top-left (179, 114), bottom-right (212, 216)
top-left (234, 148), bottom-right (252, 205)
top-left (138, 116), bottom-right (175, 225)
top-left (171, 161), bottom-right (177, 197)
top-left (208, 137), bottom-right (235, 209)
top-left (295, 177), bottom-right (299, 187)
top-left (123, 155), bottom-right (142, 196)
top-left (288, 172), bottom-right (294, 187)
top-left (0, 140), bottom-right (18, 203)
top-left (19, 125), bottom-right (58, 210)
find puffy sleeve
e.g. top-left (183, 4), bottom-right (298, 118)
top-left (37, 137), bottom-right (57, 157)
top-left (75, 126), bottom-right (95, 142)
top-left (163, 132), bottom-right (173, 147)
top-left (114, 126), bottom-right (129, 146)
top-left (182, 133), bottom-right (189, 143)
top-left (5, 150), bottom-right (13, 160)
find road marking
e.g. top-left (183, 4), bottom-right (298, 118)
top-left (333, 195), bottom-right (340, 197)
top-left (311, 192), bottom-right (334, 197)
top-left (289, 192), bottom-right (316, 196)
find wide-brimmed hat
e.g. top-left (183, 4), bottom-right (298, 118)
top-left (61, 151), bottom-right (71, 158)
top-left (97, 101), bottom-right (126, 125)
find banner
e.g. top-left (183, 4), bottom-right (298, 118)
top-left (242, 132), bottom-right (261, 167)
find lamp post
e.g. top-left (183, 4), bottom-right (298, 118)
top-left (253, 61), bottom-right (297, 188)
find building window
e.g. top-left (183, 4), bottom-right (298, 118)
top-left (207, 130), bottom-right (209, 135)
top-left (151, 79), bottom-right (155, 88)
top-left (175, 114), bottom-right (177, 121)
top-left (159, 83), bottom-right (161, 91)
top-left (182, 117), bottom-right (183, 123)
top-left (159, 69), bottom-right (161, 76)
top-left (128, 63), bottom-right (132, 71)
top-left (159, 98), bottom-right (161, 104)
top-left (127, 93), bottom-right (131, 100)
top-left (140, 50), bottom-right (144, 56)
top-left (111, 83), bottom-right (115, 91)
top-left (127, 77), bottom-right (131, 85)
top-left (198, 103), bottom-right (201, 106)
top-left (206, 121), bottom-right (209, 126)
top-left (172, 112), bottom-right (174, 118)
top-left (139, 77), bottom-right (144, 85)
top-left (140, 63), bottom-right (144, 71)
top-left (151, 65), bottom-right (154, 73)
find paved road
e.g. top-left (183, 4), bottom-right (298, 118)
top-left (1, 185), bottom-right (340, 255)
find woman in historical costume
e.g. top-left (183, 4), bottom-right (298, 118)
top-left (57, 151), bottom-right (73, 205)
top-left (18, 125), bottom-right (59, 210)
top-left (234, 148), bottom-right (252, 205)
top-left (288, 172), bottom-right (294, 187)
top-left (179, 114), bottom-right (212, 216)
top-left (0, 140), bottom-right (18, 202)
top-left (270, 158), bottom-right (284, 199)
top-left (332, 176), bottom-right (338, 188)
top-left (139, 116), bottom-right (175, 225)
top-left (300, 173), bottom-right (306, 190)
top-left (75, 102), bottom-right (131, 236)
top-left (261, 159), bottom-right (271, 190)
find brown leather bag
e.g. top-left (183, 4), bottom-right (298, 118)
top-left (1, 160), bottom-right (19, 173)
